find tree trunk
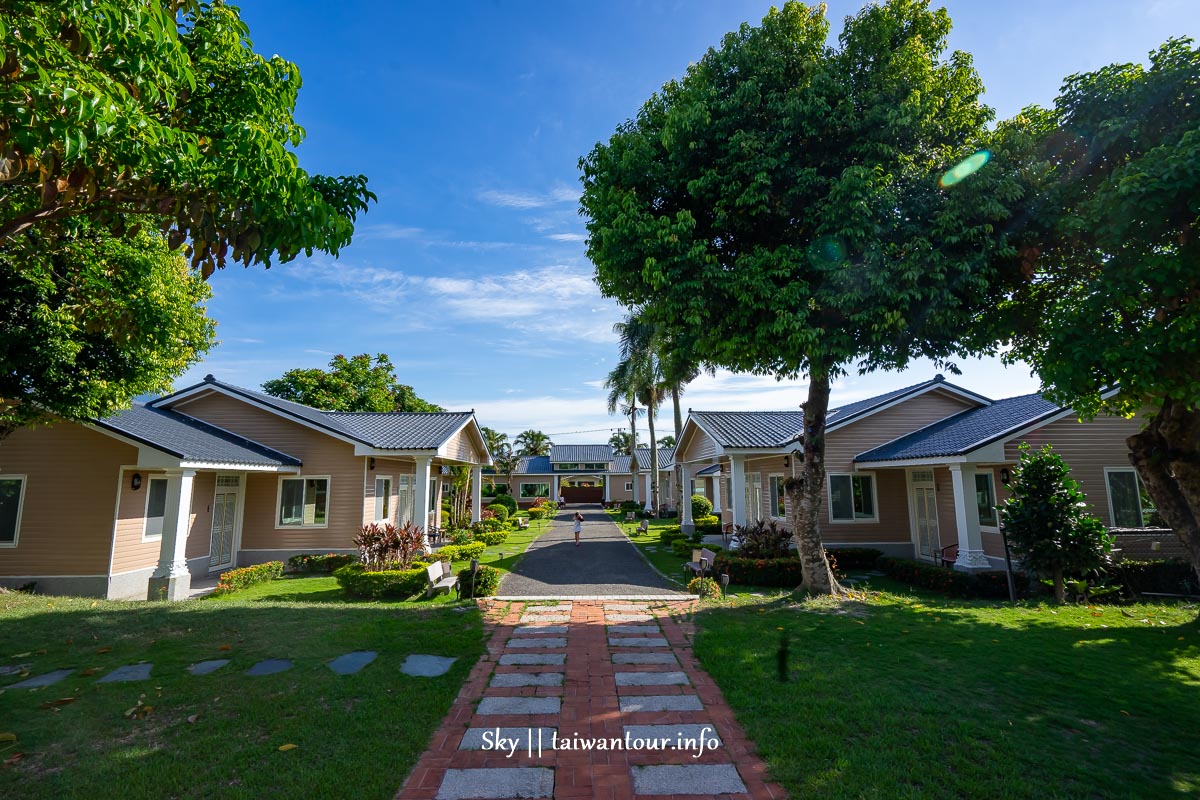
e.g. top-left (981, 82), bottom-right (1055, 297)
top-left (630, 408), bottom-right (640, 506)
top-left (784, 371), bottom-right (846, 596)
top-left (673, 385), bottom-right (684, 516)
top-left (1053, 569), bottom-right (1065, 604)
top-left (1127, 397), bottom-right (1200, 585)
top-left (646, 396), bottom-right (659, 512)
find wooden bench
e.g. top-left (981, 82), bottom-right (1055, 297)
top-left (516, 517), bottom-right (529, 530)
top-left (625, 512), bottom-right (636, 522)
top-left (425, 560), bottom-right (459, 598)
top-left (684, 547), bottom-right (718, 579)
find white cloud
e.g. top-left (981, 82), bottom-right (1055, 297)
top-left (357, 223), bottom-right (425, 240)
top-left (546, 233), bottom-right (586, 242)
top-left (478, 183), bottom-right (579, 210)
top-left (223, 337), bottom-right (265, 344)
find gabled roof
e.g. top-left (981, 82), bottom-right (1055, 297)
top-left (634, 447), bottom-right (675, 470)
top-left (855, 393), bottom-right (1061, 462)
top-left (826, 374), bottom-right (990, 430)
top-left (695, 463), bottom-right (723, 476)
top-left (515, 455), bottom-right (553, 474)
top-left (96, 405), bottom-right (301, 467)
top-left (611, 454), bottom-right (633, 473)
top-left (688, 411), bottom-right (806, 449)
top-left (548, 444), bottom-right (612, 463)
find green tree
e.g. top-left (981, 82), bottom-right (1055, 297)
top-left (490, 444), bottom-right (522, 497)
top-left (608, 430), bottom-right (633, 455)
top-left (612, 313), bottom-right (666, 511)
top-left (580, 0), bottom-right (1023, 594)
top-left (1000, 444), bottom-right (1114, 603)
top-left (480, 427), bottom-right (509, 458)
top-left (993, 39), bottom-right (1200, 582)
top-left (605, 350), bottom-right (645, 505)
top-left (0, 0), bottom-right (373, 273)
top-left (0, 227), bottom-right (215, 435)
top-left (261, 354), bottom-right (443, 412)
top-left (514, 429), bottom-right (552, 456)
top-left (658, 435), bottom-right (675, 449)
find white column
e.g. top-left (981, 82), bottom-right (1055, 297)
top-left (730, 455), bottom-right (747, 528)
top-left (604, 475), bottom-right (611, 503)
top-left (414, 456), bottom-right (433, 550)
top-left (711, 470), bottom-right (723, 513)
top-left (949, 464), bottom-right (990, 570)
top-left (680, 463), bottom-right (695, 534)
top-left (471, 466), bottom-right (483, 523)
top-left (148, 469), bottom-right (196, 601)
top-left (643, 471), bottom-right (653, 512)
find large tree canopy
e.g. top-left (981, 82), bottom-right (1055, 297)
top-left (581, 0), bottom-right (1027, 593)
top-left (0, 0), bottom-right (374, 274)
top-left (261, 354), bottom-right (444, 413)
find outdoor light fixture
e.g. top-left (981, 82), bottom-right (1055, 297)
top-left (783, 456), bottom-right (789, 468)
top-left (720, 572), bottom-right (730, 599)
top-left (131, 472), bottom-right (142, 491)
top-left (1000, 468), bottom-right (1011, 485)
top-left (369, 458), bottom-right (376, 470)
top-left (470, 558), bottom-right (480, 598)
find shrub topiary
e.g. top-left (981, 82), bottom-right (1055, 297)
top-left (458, 564), bottom-right (501, 598)
top-left (688, 576), bottom-right (721, 598)
top-left (333, 563), bottom-right (428, 598)
top-left (671, 538), bottom-right (695, 558)
top-left (435, 541), bottom-right (487, 562)
top-left (659, 527), bottom-right (686, 543)
top-left (694, 515), bottom-right (722, 534)
top-left (619, 500), bottom-right (641, 513)
top-left (286, 553), bottom-right (356, 573)
top-left (691, 494), bottom-right (713, 520)
top-left (213, 561), bottom-right (284, 595)
top-left (486, 503), bottom-right (509, 522)
top-left (475, 530), bottom-right (509, 546)
top-left (491, 494), bottom-right (518, 515)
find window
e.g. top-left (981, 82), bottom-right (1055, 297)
top-left (691, 481), bottom-right (705, 497)
top-left (829, 474), bottom-right (877, 522)
top-left (555, 463), bottom-right (579, 470)
top-left (975, 471), bottom-right (998, 528)
top-left (1106, 468), bottom-right (1159, 527)
top-left (482, 482), bottom-right (508, 496)
top-left (0, 476), bottom-right (26, 546)
top-left (583, 462), bottom-right (607, 471)
top-left (744, 473), bottom-right (763, 521)
top-left (143, 477), bottom-right (169, 538)
top-left (278, 476), bottom-right (329, 527)
top-left (397, 475), bottom-right (414, 524)
top-left (769, 475), bottom-right (786, 518)
top-left (624, 482), bottom-right (633, 492)
top-left (520, 482), bottom-right (549, 499)
top-left (374, 476), bottom-right (392, 521)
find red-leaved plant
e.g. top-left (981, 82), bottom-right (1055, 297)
top-left (354, 521), bottom-right (426, 570)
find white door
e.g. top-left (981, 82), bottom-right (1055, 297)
top-left (911, 470), bottom-right (940, 560)
top-left (209, 475), bottom-right (239, 570)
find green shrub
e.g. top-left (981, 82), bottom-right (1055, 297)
top-left (449, 529), bottom-right (473, 545)
top-left (286, 553), bottom-right (356, 573)
top-left (876, 556), bottom-right (1029, 599)
top-left (213, 561), bottom-right (284, 595)
top-left (671, 538), bottom-right (696, 557)
top-left (688, 576), bottom-right (721, 598)
top-left (436, 541), bottom-right (487, 562)
top-left (458, 564), bottom-right (501, 598)
top-left (694, 515), bottom-right (722, 534)
top-left (491, 494), bottom-right (518, 515)
top-left (732, 519), bottom-right (792, 558)
top-left (475, 530), bottom-right (509, 546)
top-left (1118, 559), bottom-right (1198, 596)
top-left (691, 494), bottom-right (713, 520)
top-left (658, 526), bottom-right (685, 543)
top-left (333, 563), bottom-right (428, 599)
top-left (619, 500), bottom-right (641, 512)
top-left (471, 517), bottom-right (507, 534)
top-left (714, 556), bottom-right (804, 587)
top-left (486, 503), bottom-right (509, 522)
top-left (826, 548), bottom-right (882, 571)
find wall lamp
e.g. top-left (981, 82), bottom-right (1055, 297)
top-left (999, 468), bottom-right (1011, 485)
top-left (131, 472), bottom-right (143, 491)
top-left (369, 458), bottom-right (376, 471)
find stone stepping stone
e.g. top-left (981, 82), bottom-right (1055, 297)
top-left (519, 614), bottom-right (569, 623)
top-left (499, 653), bottom-right (565, 666)
top-left (513, 625), bottom-right (568, 635)
top-left (246, 659), bottom-right (293, 676)
top-left (490, 672), bottom-right (563, 688)
top-left (435, 767), bottom-right (554, 799)
top-left (608, 636), bottom-right (669, 648)
top-left (459, 726), bottom-right (557, 751)
top-left (0, 664), bottom-right (30, 677)
top-left (188, 659), bottom-right (230, 676)
top-left (327, 651), bottom-right (377, 675)
top-left (506, 637), bottom-right (566, 649)
top-left (477, 696), bottom-right (561, 715)
top-left (615, 671), bottom-right (688, 687)
top-left (607, 613), bottom-right (654, 622)
top-left (624, 723), bottom-right (722, 747)
top-left (401, 655), bottom-right (457, 677)
top-left (607, 624), bottom-right (659, 635)
top-left (523, 604), bottom-right (572, 613)
top-left (613, 652), bottom-right (678, 665)
top-left (7, 668), bottom-right (73, 689)
top-left (604, 603), bottom-right (650, 611)
top-left (98, 663), bottom-right (152, 683)
top-left (631, 764), bottom-right (746, 796)
top-left (619, 695), bottom-right (704, 713)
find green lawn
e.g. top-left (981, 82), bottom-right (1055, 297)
top-left (694, 591), bottom-right (1200, 799)
top-left (0, 587), bottom-right (485, 800)
top-left (473, 516), bottom-right (548, 578)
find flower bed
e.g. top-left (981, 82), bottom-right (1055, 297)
top-left (213, 561), bottom-right (284, 595)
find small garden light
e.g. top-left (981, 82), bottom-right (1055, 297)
top-left (720, 572), bottom-right (730, 599)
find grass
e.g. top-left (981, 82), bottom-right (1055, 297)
top-left (694, 589), bottom-right (1200, 799)
top-left (606, 509), bottom-right (691, 586)
top-left (470, 516), bottom-right (548, 578)
top-left (0, 587), bottom-right (485, 800)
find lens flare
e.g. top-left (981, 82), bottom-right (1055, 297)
top-left (938, 150), bottom-right (991, 188)
top-left (808, 235), bottom-right (847, 265)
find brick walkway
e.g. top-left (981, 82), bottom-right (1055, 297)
top-left (395, 600), bottom-right (784, 800)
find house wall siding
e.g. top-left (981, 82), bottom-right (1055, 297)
top-left (676, 426), bottom-right (720, 463)
top-left (111, 469), bottom-right (215, 576)
top-left (441, 427), bottom-right (477, 464)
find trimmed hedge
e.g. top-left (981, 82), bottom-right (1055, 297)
top-left (333, 563), bottom-right (428, 599)
top-left (619, 500), bottom-right (641, 512)
top-left (694, 515), bottom-right (722, 534)
top-left (1119, 559), bottom-right (1198, 595)
top-left (877, 556), bottom-right (1029, 599)
top-left (826, 548), bottom-right (882, 571)
top-left (714, 556), bottom-right (804, 587)
top-left (486, 503), bottom-right (510, 522)
top-left (475, 530), bottom-right (509, 546)
top-left (659, 527), bottom-right (686, 544)
top-left (286, 553), bottom-right (356, 573)
top-left (671, 538), bottom-right (694, 557)
top-left (213, 561), bottom-right (284, 595)
top-left (458, 564), bottom-right (501, 598)
top-left (436, 541), bottom-right (487, 562)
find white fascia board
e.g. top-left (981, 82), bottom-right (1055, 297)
top-left (179, 461), bottom-right (300, 473)
top-left (855, 455), bottom-right (970, 469)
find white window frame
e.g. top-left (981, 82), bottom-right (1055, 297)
top-left (0, 474), bottom-right (27, 548)
top-left (768, 474), bottom-right (787, 519)
top-left (397, 474), bottom-right (415, 525)
top-left (275, 475), bottom-right (332, 529)
top-left (827, 472), bottom-right (879, 524)
top-left (520, 482), bottom-right (550, 499)
top-left (1104, 467), bottom-right (1147, 528)
top-left (142, 475), bottom-right (170, 541)
top-left (975, 470), bottom-right (999, 531)
top-left (374, 475), bottom-right (393, 522)
top-left (625, 481), bottom-right (633, 492)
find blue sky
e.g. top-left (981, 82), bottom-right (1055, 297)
top-left (179, 0), bottom-right (1199, 443)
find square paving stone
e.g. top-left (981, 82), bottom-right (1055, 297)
top-left (524, 604), bottom-right (572, 613)
top-left (7, 668), bottom-right (73, 689)
top-left (327, 651), bottom-right (377, 675)
top-left (187, 659), bottom-right (230, 676)
top-left (512, 625), bottom-right (568, 635)
top-left (607, 613), bottom-right (654, 622)
top-left (477, 696), bottom-right (562, 715)
top-left (489, 672), bottom-right (564, 688)
top-left (604, 604), bottom-right (650, 611)
top-left (618, 695), bottom-right (704, 713)
top-left (615, 671), bottom-right (688, 687)
top-left (499, 653), bottom-right (566, 666)
top-left (459, 727), bottom-right (558, 751)
top-left (607, 624), bottom-right (659, 635)
top-left (0, 664), bottom-right (30, 677)
top-left (608, 636), bottom-right (669, 648)
top-left (506, 637), bottom-right (566, 649)
top-left (631, 764), bottom-right (746, 795)
top-left (519, 615), bottom-right (569, 623)
top-left (624, 724), bottom-right (722, 748)
top-left (401, 654), bottom-right (457, 677)
top-left (98, 663), bottom-right (153, 683)
top-left (613, 652), bottom-right (678, 665)
top-left (435, 767), bottom-right (554, 799)
top-left (246, 659), bottom-right (293, 676)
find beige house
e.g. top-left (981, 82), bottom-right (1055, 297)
top-left (483, 444), bottom-right (675, 509)
top-left (674, 375), bottom-right (1150, 570)
top-left (0, 376), bottom-right (491, 600)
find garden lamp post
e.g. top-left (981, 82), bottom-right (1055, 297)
top-left (470, 558), bottom-right (479, 599)
top-left (720, 572), bottom-right (730, 599)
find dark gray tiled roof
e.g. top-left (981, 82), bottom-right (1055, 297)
top-left (325, 412), bottom-right (473, 450)
top-left (694, 463), bottom-right (723, 477)
top-left (689, 411), bottom-right (806, 449)
top-left (634, 447), bottom-right (675, 470)
top-left (548, 444), bottom-right (613, 464)
top-left (97, 405), bottom-right (300, 467)
top-left (855, 393), bottom-right (1061, 462)
top-left (611, 454), bottom-right (633, 473)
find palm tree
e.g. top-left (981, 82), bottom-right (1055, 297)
top-left (608, 430), bottom-right (632, 455)
top-left (491, 444), bottom-right (522, 496)
top-left (612, 312), bottom-right (666, 512)
top-left (658, 335), bottom-right (712, 512)
top-left (657, 435), bottom-right (675, 449)
top-left (514, 429), bottom-right (552, 456)
top-left (480, 426), bottom-right (508, 458)
top-left (605, 359), bottom-right (643, 505)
